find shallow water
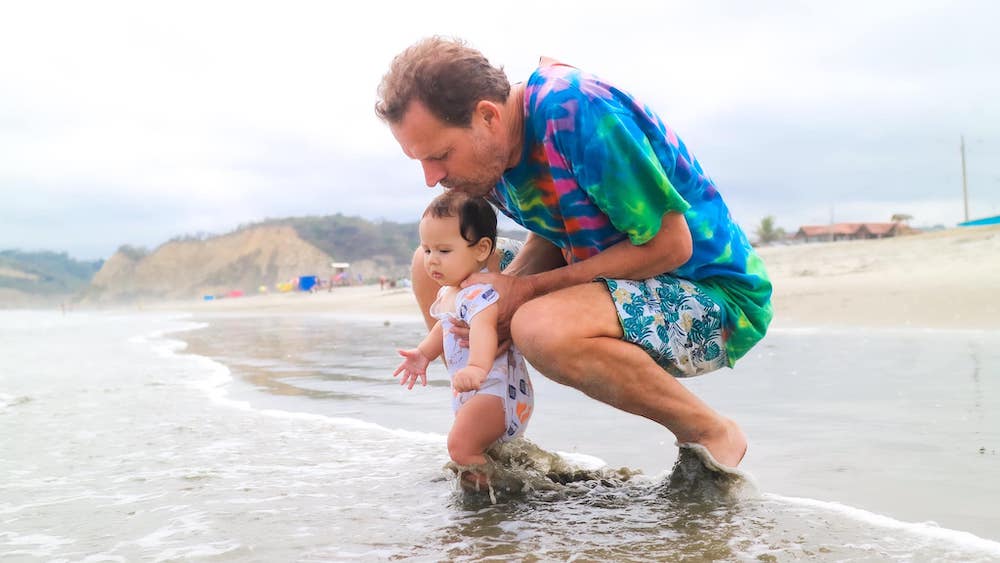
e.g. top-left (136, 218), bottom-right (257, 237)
top-left (2, 310), bottom-right (999, 561)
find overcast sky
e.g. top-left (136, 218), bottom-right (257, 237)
top-left (2, 1), bottom-right (997, 260)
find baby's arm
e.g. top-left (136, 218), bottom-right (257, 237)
top-left (451, 303), bottom-right (499, 392)
top-left (393, 321), bottom-right (444, 390)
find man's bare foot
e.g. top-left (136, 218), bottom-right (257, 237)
top-left (692, 417), bottom-right (747, 469)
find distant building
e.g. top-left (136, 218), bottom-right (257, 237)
top-left (793, 222), bottom-right (916, 243)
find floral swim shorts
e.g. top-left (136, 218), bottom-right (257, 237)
top-left (602, 275), bottom-right (728, 378)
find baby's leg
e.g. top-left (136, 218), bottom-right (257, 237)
top-left (448, 394), bottom-right (506, 467)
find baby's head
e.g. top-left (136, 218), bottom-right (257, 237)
top-left (419, 191), bottom-right (496, 287)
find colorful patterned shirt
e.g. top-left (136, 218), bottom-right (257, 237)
top-left (488, 63), bottom-right (772, 364)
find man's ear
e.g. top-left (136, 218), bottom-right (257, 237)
top-left (475, 100), bottom-right (501, 127)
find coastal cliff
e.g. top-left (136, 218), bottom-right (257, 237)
top-left (3, 214), bottom-right (521, 307)
top-left (81, 225), bottom-right (337, 303)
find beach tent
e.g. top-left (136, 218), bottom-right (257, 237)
top-left (329, 262), bottom-right (352, 286)
top-left (298, 275), bottom-right (318, 291)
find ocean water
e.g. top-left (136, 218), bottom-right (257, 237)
top-left (2, 309), bottom-right (999, 561)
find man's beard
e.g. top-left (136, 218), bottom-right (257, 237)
top-left (440, 174), bottom-right (498, 196)
top-left (440, 136), bottom-right (508, 196)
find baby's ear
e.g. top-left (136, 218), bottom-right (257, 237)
top-left (474, 237), bottom-right (494, 260)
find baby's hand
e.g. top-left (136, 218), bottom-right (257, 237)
top-left (452, 366), bottom-right (488, 393)
top-left (393, 348), bottom-right (430, 390)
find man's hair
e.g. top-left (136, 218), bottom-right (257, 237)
top-left (422, 191), bottom-right (497, 255)
top-left (375, 36), bottom-right (511, 126)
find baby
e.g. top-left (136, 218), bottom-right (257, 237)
top-left (393, 191), bottom-right (533, 484)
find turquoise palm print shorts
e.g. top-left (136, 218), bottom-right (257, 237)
top-left (602, 275), bottom-right (727, 378)
top-left (496, 237), bottom-right (523, 271)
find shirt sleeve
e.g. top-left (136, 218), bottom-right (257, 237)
top-left (550, 89), bottom-right (691, 246)
top-left (455, 284), bottom-right (499, 323)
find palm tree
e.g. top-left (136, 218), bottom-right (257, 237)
top-left (891, 213), bottom-right (913, 224)
top-left (755, 216), bottom-right (786, 245)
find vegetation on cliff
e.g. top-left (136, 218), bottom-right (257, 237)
top-left (0, 250), bottom-right (103, 299)
top-left (2, 212), bottom-right (527, 305)
top-left (264, 214), bottom-right (420, 266)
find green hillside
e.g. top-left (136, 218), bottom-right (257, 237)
top-left (266, 214), bottom-right (421, 264)
top-left (262, 214), bottom-right (526, 266)
top-left (0, 250), bottom-right (104, 296)
top-left (0, 213), bottom-right (528, 303)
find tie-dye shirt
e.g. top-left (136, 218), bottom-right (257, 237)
top-left (488, 63), bottom-right (772, 364)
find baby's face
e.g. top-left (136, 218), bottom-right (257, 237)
top-left (418, 215), bottom-right (485, 287)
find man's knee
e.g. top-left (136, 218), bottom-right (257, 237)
top-left (410, 246), bottom-right (424, 275)
top-left (410, 246), bottom-right (439, 330)
top-left (511, 297), bottom-right (564, 358)
top-left (512, 285), bottom-right (617, 354)
top-left (512, 299), bottom-right (591, 390)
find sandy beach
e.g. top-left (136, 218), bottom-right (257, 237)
top-left (161, 224), bottom-right (1000, 330)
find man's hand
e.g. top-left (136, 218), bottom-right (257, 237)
top-left (460, 272), bottom-right (534, 342)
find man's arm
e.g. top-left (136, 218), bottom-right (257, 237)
top-left (466, 211), bottom-right (692, 334)
top-left (528, 211), bottom-right (691, 294)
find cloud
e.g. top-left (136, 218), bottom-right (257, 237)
top-left (1, 1), bottom-right (997, 259)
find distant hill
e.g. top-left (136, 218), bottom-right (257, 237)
top-left (264, 214), bottom-right (525, 263)
top-left (81, 225), bottom-right (344, 304)
top-left (3, 212), bottom-right (529, 306)
top-left (266, 214), bottom-right (421, 267)
top-left (81, 214), bottom-right (423, 304)
top-left (0, 250), bottom-right (103, 307)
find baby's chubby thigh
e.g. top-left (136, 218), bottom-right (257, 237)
top-left (448, 390), bottom-right (506, 466)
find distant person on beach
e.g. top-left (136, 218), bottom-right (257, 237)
top-left (376, 37), bottom-right (772, 469)
top-left (393, 191), bottom-right (533, 484)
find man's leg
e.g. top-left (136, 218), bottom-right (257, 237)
top-left (410, 247), bottom-right (439, 331)
top-left (510, 282), bottom-right (748, 468)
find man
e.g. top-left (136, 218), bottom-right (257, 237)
top-left (376, 37), bottom-right (772, 469)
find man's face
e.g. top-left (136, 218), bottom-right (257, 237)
top-left (389, 101), bottom-right (508, 197)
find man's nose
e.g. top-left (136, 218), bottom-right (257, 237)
top-left (421, 161), bottom-right (446, 187)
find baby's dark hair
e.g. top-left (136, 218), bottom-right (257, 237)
top-left (422, 191), bottom-right (497, 255)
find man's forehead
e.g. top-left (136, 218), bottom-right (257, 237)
top-left (392, 102), bottom-right (456, 159)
